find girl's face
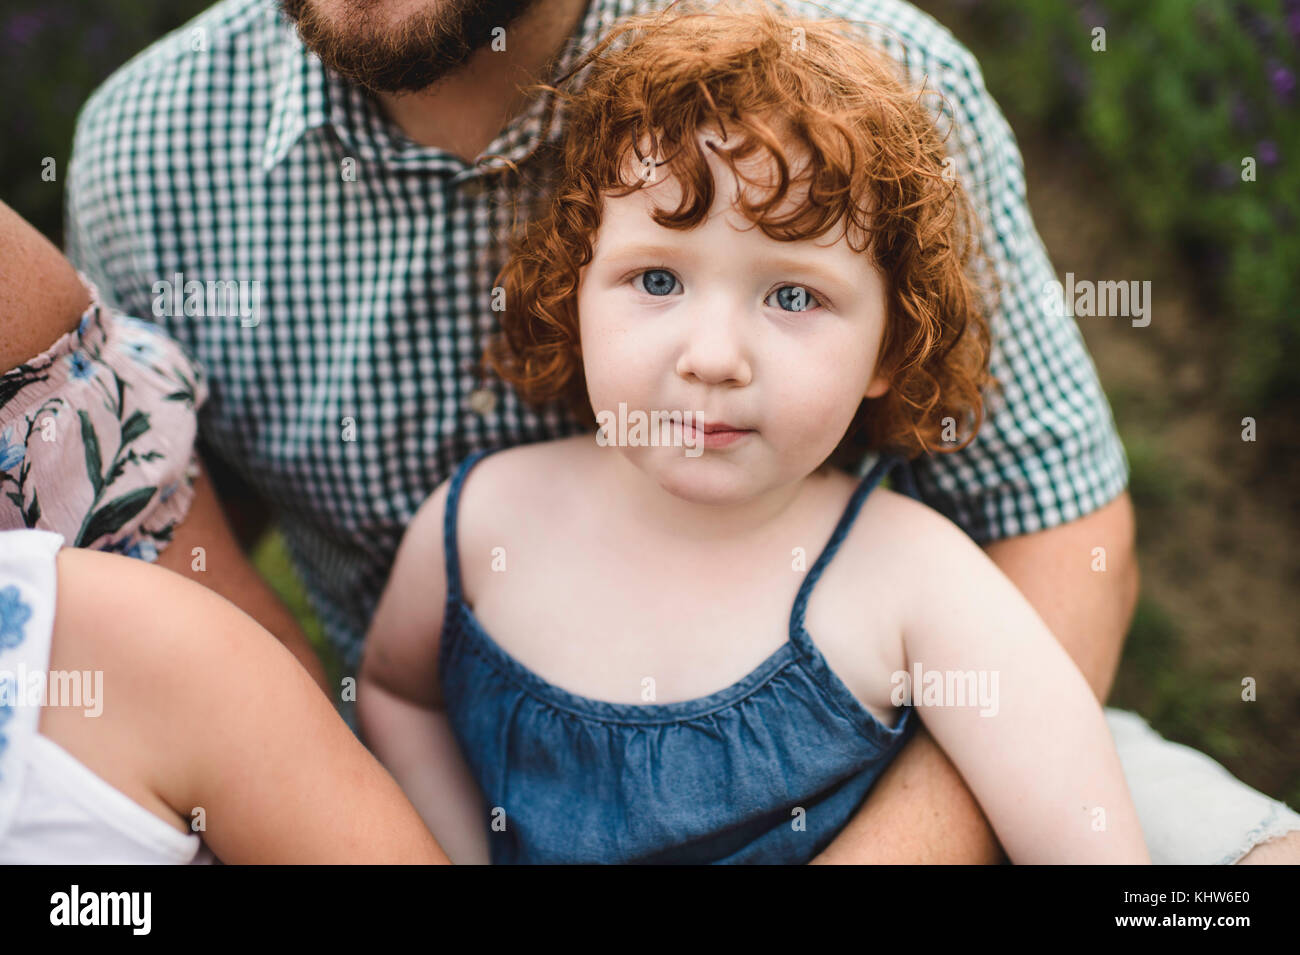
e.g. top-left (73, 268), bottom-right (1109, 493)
top-left (576, 128), bottom-right (891, 506)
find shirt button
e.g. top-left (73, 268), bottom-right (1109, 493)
top-left (468, 387), bottom-right (497, 416)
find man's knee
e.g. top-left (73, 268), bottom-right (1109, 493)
top-left (1235, 829), bottom-right (1300, 865)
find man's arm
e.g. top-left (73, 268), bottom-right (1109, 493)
top-left (199, 446), bottom-right (275, 554)
top-left (811, 490), bottom-right (1139, 864)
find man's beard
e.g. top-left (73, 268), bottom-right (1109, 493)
top-left (279, 0), bottom-right (546, 93)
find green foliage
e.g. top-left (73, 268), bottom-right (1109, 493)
top-left (252, 529), bottom-right (340, 686)
top-left (938, 0), bottom-right (1300, 410)
top-left (0, 1), bottom-right (213, 243)
top-left (1123, 432), bottom-right (1187, 511)
top-left (1112, 594), bottom-right (1227, 753)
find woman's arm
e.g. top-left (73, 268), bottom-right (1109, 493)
top-left (0, 199), bottom-right (88, 370)
top-left (1, 198), bottom-right (326, 694)
top-left (358, 480), bottom-right (492, 865)
top-left (888, 496), bottom-right (1148, 864)
top-left (44, 546), bottom-right (451, 864)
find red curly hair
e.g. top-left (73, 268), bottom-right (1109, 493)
top-left (481, 0), bottom-right (1000, 467)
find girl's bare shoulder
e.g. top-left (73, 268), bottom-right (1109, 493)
top-left (453, 435), bottom-right (595, 592)
top-left (456, 434), bottom-right (593, 517)
top-left (837, 473), bottom-right (992, 584)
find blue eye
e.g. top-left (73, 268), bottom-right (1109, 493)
top-left (634, 269), bottom-right (680, 296)
top-left (767, 285), bottom-right (822, 312)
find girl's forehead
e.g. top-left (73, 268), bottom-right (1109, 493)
top-left (597, 155), bottom-right (867, 258)
top-left (610, 137), bottom-right (820, 218)
top-left (618, 122), bottom-right (815, 187)
top-left (592, 181), bottom-right (869, 284)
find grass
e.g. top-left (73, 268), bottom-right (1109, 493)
top-left (251, 529), bottom-right (342, 688)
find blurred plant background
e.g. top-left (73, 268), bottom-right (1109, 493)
top-left (935, 0), bottom-right (1300, 412)
top-left (2, 0), bottom-right (1297, 805)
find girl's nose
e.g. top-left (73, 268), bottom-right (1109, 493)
top-left (675, 304), bottom-right (753, 387)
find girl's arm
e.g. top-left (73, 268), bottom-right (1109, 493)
top-left (358, 480), bottom-right (492, 865)
top-left (45, 547), bottom-right (451, 864)
top-left (890, 496), bottom-right (1149, 864)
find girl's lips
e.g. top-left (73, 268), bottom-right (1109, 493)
top-left (681, 420), bottom-right (754, 448)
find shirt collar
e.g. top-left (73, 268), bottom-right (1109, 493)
top-left (262, 15), bottom-right (332, 173)
top-left (262, 0), bottom-right (655, 176)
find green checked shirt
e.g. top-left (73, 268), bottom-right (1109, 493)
top-left (67, 0), bottom-right (1129, 671)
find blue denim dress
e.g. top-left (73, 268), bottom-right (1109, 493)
top-left (439, 447), bottom-right (922, 864)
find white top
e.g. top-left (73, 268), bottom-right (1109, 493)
top-left (0, 529), bottom-right (213, 864)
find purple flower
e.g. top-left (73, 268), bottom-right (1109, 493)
top-left (1078, 0), bottom-right (1109, 30)
top-left (1205, 161), bottom-right (1238, 190)
top-left (1230, 91), bottom-right (1253, 132)
top-left (1269, 61), bottom-right (1296, 101)
top-left (1257, 140), bottom-right (1280, 165)
top-left (4, 12), bottom-right (45, 46)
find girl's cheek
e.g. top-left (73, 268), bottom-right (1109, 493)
top-left (771, 374), bottom-right (862, 447)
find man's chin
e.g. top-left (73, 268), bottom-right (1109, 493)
top-left (278, 0), bottom-right (448, 92)
top-left (277, 0), bottom-right (539, 95)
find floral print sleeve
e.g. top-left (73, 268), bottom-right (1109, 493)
top-left (0, 274), bottom-right (209, 561)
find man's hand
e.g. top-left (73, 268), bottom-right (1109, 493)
top-left (811, 490), bottom-right (1139, 864)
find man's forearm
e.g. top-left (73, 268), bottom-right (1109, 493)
top-left (198, 444), bottom-right (273, 552)
top-left (982, 491), bottom-right (1139, 700)
top-left (810, 723), bottom-right (1005, 864)
top-left (812, 490), bottom-right (1140, 863)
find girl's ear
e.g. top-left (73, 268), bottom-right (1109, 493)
top-left (864, 372), bottom-right (891, 399)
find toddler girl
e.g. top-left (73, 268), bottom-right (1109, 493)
top-left (359, 0), bottom-right (1149, 864)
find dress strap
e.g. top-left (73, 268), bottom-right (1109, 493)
top-left (889, 456), bottom-right (922, 501)
top-left (441, 447), bottom-right (500, 604)
top-left (788, 453), bottom-right (913, 640)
